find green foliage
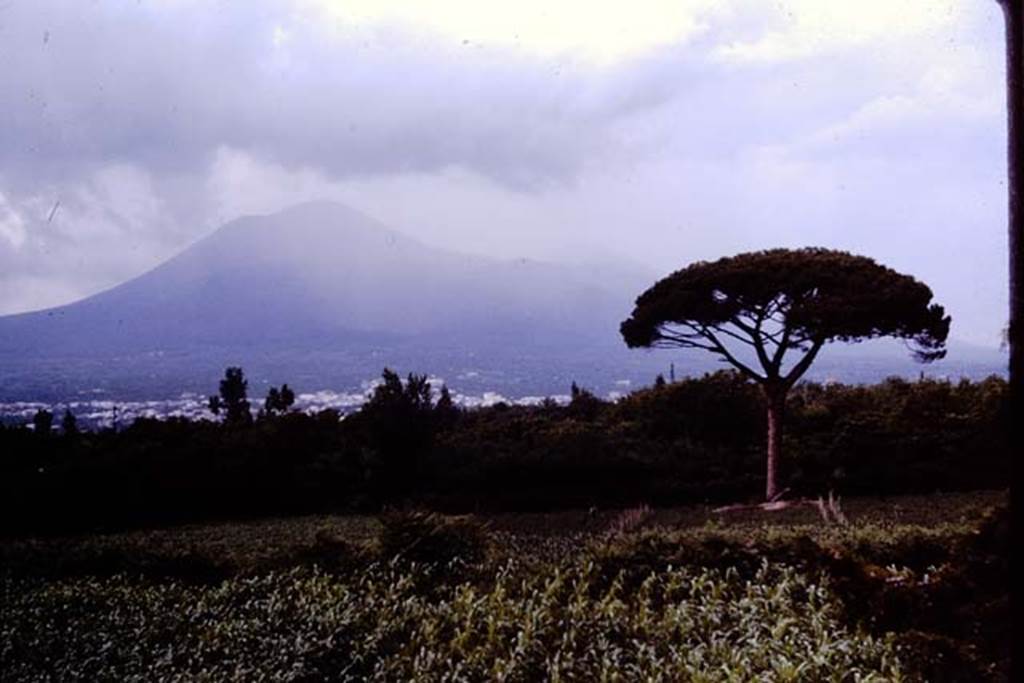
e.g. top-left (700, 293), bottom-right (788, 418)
top-left (263, 383), bottom-right (296, 416)
top-left (353, 368), bottom-right (440, 499)
top-left (365, 368), bottom-right (433, 413)
top-left (584, 522), bottom-right (970, 586)
top-left (1, 514), bottom-right (381, 580)
top-left (208, 366), bottom-right (252, 425)
top-left (434, 384), bottom-right (459, 426)
top-left (568, 380), bottom-right (602, 420)
top-left (0, 493), bottom-right (1007, 681)
top-left (377, 509), bottom-right (490, 566)
top-left (621, 248), bottom-right (949, 363)
top-left (60, 409), bottom-right (79, 437)
top-left (0, 373), bottom-right (1010, 532)
top-left (1, 561), bottom-right (905, 682)
top-left (580, 504), bottom-right (1009, 682)
top-left (784, 376), bottom-right (1009, 494)
top-left (31, 409), bottom-right (53, 435)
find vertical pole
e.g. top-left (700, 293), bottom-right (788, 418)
top-left (998, 0), bottom-right (1021, 433)
top-left (995, 4), bottom-right (1020, 681)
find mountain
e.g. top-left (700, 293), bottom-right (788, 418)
top-left (0, 202), bottom-right (648, 355)
top-left (0, 202), bottom-right (669, 400)
top-left (0, 201), bottom-right (1007, 403)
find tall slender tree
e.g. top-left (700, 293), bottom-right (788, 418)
top-left (208, 367), bottom-right (252, 425)
top-left (60, 409), bottom-right (79, 437)
top-left (621, 248), bottom-right (949, 500)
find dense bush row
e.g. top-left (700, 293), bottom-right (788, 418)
top-left (1, 500), bottom-right (1009, 681)
top-left (0, 371), bottom-right (1009, 533)
top-left (1, 561), bottom-right (905, 682)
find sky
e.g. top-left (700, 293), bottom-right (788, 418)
top-left (0, 0), bottom-right (1011, 347)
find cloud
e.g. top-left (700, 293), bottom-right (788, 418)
top-left (0, 0), bottom-right (1010, 346)
top-left (712, 0), bottom-right (968, 64)
top-left (303, 0), bottom-right (718, 62)
top-left (0, 163), bottom-right (194, 313)
top-left (2, 0), bottom-right (642, 191)
top-left (0, 193), bottom-right (28, 250)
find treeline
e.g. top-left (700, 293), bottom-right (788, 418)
top-left (0, 369), bottom-right (1010, 535)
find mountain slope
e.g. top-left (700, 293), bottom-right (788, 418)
top-left (0, 202), bottom-right (648, 357)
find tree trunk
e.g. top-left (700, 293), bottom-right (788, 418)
top-left (764, 386), bottom-right (786, 501)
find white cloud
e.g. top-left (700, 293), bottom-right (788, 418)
top-left (0, 274), bottom-right (85, 314)
top-left (714, 0), bottom-right (966, 64)
top-left (304, 0), bottom-right (718, 63)
top-left (0, 193), bottom-right (28, 250)
top-left (205, 147), bottom-right (340, 226)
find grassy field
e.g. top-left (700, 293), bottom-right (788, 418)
top-left (1, 490), bottom-right (1009, 681)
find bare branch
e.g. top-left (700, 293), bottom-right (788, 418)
top-left (654, 326), bottom-right (721, 352)
top-left (769, 325), bottom-right (792, 373)
top-left (730, 314), bottom-right (757, 335)
top-left (759, 326), bottom-right (785, 343)
top-left (657, 328), bottom-right (700, 342)
top-left (749, 308), bottom-right (775, 377)
top-left (783, 337), bottom-right (825, 386)
top-left (708, 322), bottom-right (757, 347)
top-left (653, 339), bottom-right (718, 353)
top-left (651, 339), bottom-right (719, 352)
top-left (763, 296), bottom-right (784, 319)
top-left (699, 325), bottom-right (765, 381)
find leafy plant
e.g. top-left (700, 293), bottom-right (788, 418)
top-left (377, 509), bottom-right (490, 566)
top-left (606, 504), bottom-right (654, 536)
top-left (1, 561), bottom-right (906, 682)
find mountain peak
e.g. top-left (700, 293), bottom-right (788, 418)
top-left (207, 200), bottom-right (409, 252)
top-left (0, 201), bottom-right (633, 358)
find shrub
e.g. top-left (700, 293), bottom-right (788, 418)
top-left (0, 561), bottom-right (905, 682)
top-left (605, 504), bottom-right (654, 536)
top-left (377, 509), bottom-right (490, 566)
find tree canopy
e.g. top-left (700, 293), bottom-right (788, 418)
top-left (621, 248), bottom-right (950, 387)
top-left (208, 366), bottom-right (252, 425)
top-left (264, 384), bottom-right (296, 416)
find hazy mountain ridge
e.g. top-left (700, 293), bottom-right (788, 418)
top-left (0, 201), bottom-right (1006, 403)
top-left (0, 202), bottom-right (649, 356)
